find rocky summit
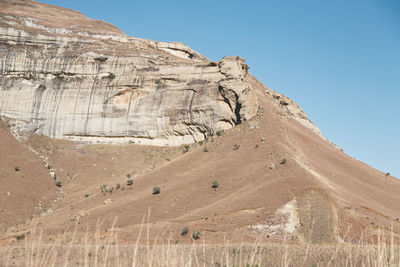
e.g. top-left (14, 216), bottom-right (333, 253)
top-left (0, 0), bottom-right (258, 145)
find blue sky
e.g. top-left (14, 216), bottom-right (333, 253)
top-left (40, 0), bottom-right (400, 177)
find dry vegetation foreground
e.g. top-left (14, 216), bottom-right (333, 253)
top-left (2, 238), bottom-right (400, 266)
top-left (1, 222), bottom-right (400, 267)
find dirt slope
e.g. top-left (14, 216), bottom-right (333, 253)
top-left (0, 121), bottom-right (56, 232)
top-left (2, 76), bottom-right (400, 245)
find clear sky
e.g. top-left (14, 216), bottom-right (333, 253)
top-left (39, 0), bottom-right (400, 177)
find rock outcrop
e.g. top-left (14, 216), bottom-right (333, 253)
top-left (0, 0), bottom-right (257, 145)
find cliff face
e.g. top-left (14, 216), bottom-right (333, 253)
top-left (0, 0), bottom-right (257, 145)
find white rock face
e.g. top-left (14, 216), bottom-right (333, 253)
top-left (0, 1), bottom-right (258, 145)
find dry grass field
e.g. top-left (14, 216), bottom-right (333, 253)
top-left (2, 224), bottom-right (400, 267)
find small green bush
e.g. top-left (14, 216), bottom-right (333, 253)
top-left (153, 186), bottom-right (161, 194)
top-left (55, 180), bottom-right (62, 187)
top-left (233, 144), bottom-right (240, 151)
top-left (216, 130), bottom-right (223, 136)
top-left (84, 194), bottom-right (89, 198)
top-left (127, 179), bottom-right (133, 186)
top-left (183, 145), bottom-right (190, 154)
top-left (386, 173), bottom-right (390, 177)
top-left (192, 231), bottom-right (201, 240)
top-left (15, 234), bottom-right (25, 240)
top-left (14, 166), bottom-right (20, 171)
top-left (280, 158), bottom-right (287, 164)
top-left (126, 174), bottom-right (131, 178)
top-left (212, 180), bottom-right (219, 189)
top-left (203, 147), bottom-right (209, 152)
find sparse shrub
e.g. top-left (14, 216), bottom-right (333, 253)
top-left (183, 145), bottom-right (190, 154)
top-left (126, 174), bottom-right (131, 178)
top-left (14, 166), bottom-right (20, 171)
top-left (15, 234), bottom-right (25, 240)
top-left (53, 174), bottom-right (57, 180)
top-left (280, 158), bottom-right (287, 164)
top-left (46, 164), bottom-right (51, 169)
top-left (203, 147), bottom-right (209, 152)
top-left (181, 227), bottom-right (189, 236)
top-left (233, 248), bottom-right (239, 255)
top-left (233, 144), bottom-right (240, 151)
top-left (386, 173), bottom-right (390, 177)
top-left (255, 144), bottom-right (259, 148)
top-left (101, 185), bottom-right (107, 194)
top-left (116, 183), bottom-right (121, 189)
top-left (212, 180), bottom-right (219, 189)
top-left (84, 194), bottom-right (89, 198)
top-left (198, 141), bottom-right (203, 145)
top-left (55, 180), bottom-right (62, 187)
top-left (127, 179), bottom-right (133, 186)
top-left (153, 186), bottom-right (161, 194)
top-left (192, 231), bottom-right (201, 240)
top-left (216, 130), bottom-right (223, 136)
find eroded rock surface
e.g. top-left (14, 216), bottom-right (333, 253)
top-left (0, 0), bottom-right (258, 145)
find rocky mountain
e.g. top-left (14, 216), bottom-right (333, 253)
top-left (1, 0), bottom-right (400, 247)
top-left (0, 0), bottom-right (261, 145)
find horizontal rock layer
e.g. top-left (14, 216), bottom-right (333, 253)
top-left (0, 0), bottom-right (257, 145)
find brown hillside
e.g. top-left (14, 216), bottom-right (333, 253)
top-left (0, 121), bottom-right (56, 232)
top-left (2, 76), bottom-right (400, 245)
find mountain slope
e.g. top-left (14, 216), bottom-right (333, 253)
top-left (2, 76), bottom-right (399, 245)
top-left (0, 121), bottom-right (56, 232)
top-left (0, 0), bottom-right (399, 245)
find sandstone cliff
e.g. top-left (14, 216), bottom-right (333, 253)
top-left (0, 0), bottom-right (258, 145)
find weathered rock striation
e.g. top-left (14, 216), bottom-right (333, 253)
top-left (0, 0), bottom-right (257, 145)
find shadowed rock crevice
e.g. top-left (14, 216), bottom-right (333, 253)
top-left (233, 93), bottom-right (242, 125)
top-left (217, 85), bottom-right (242, 125)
